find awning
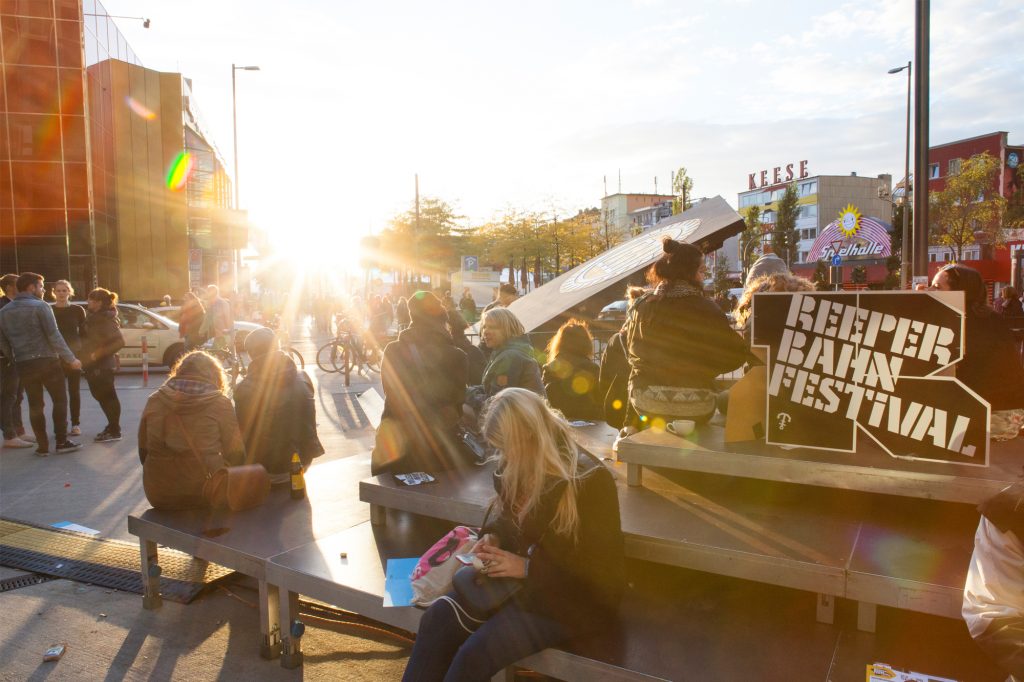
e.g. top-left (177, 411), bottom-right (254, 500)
top-left (507, 196), bottom-right (744, 332)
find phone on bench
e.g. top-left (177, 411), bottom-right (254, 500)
top-left (394, 472), bottom-right (436, 486)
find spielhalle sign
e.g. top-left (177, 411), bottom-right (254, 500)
top-left (752, 291), bottom-right (989, 466)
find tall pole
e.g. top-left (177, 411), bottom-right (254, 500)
top-left (912, 1), bottom-right (930, 279)
top-left (231, 64), bottom-right (239, 292)
top-left (901, 61), bottom-right (912, 288)
top-left (414, 173), bottom-right (420, 288)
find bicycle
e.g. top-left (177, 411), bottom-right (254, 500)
top-left (207, 335), bottom-right (306, 393)
top-left (316, 317), bottom-right (381, 376)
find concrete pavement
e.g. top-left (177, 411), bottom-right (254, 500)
top-left (0, 324), bottom-right (402, 679)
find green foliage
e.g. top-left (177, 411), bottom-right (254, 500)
top-left (771, 183), bottom-right (800, 266)
top-left (739, 206), bottom-right (762, 272)
top-left (671, 167), bottom-right (694, 215)
top-left (812, 260), bottom-right (829, 291)
top-left (851, 266), bottom-right (868, 284)
top-left (712, 258), bottom-right (731, 297)
top-left (882, 255), bottom-right (901, 290)
top-left (1005, 166), bottom-right (1024, 229)
top-left (930, 151), bottom-right (1008, 261)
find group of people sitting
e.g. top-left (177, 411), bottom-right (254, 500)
top-left (138, 328), bottom-right (324, 509)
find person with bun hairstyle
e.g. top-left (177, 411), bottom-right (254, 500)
top-left (929, 264), bottom-right (1024, 440)
top-left (623, 237), bottom-right (746, 427)
top-left (80, 288), bottom-right (125, 442)
top-left (402, 388), bottom-right (624, 682)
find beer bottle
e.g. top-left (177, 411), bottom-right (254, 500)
top-left (290, 453), bottom-right (306, 500)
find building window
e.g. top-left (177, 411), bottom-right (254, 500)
top-left (797, 204), bottom-right (818, 220)
top-left (798, 181), bottom-right (817, 197)
top-left (929, 163), bottom-right (940, 179)
top-left (948, 158), bottom-right (962, 176)
top-left (762, 210), bottom-right (775, 223)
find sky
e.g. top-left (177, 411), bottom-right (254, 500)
top-left (104, 0), bottom-right (1022, 259)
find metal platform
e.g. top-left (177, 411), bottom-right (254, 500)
top-left (616, 420), bottom-right (1024, 504)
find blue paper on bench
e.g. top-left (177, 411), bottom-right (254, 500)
top-left (384, 557), bottom-right (419, 607)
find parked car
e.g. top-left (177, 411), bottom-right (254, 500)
top-left (597, 299), bottom-right (629, 323)
top-left (73, 302), bottom-right (184, 368)
top-left (156, 306), bottom-right (261, 354)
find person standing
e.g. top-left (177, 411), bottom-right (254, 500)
top-left (81, 288), bottom-right (125, 442)
top-left (50, 280), bottom-right (87, 437)
top-left (459, 288), bottom-right (477, 324)
top-left (178, 291), bottom-right (206, 351)
top-left (0, 273), bottom-right (82, 455)
top-left (482, 283), bottom-right (518, 315)
top-left (1, 273), bottom-right (31, 448)
top-left (201, 285), bottom-right (233, 351)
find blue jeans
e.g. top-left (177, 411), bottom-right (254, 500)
top-left (403, 594), bottom-right (569, 682)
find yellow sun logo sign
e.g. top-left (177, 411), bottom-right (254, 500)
top-left (837, 204), bottom-right (861, 237)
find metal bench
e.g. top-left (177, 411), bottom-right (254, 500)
top-left (127, 456), bottom-right (372, 658)
top-left (360, 461), bottom-right (980, 631)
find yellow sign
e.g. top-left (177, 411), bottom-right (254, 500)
top-left (838, 203), bottom-right (862, 237)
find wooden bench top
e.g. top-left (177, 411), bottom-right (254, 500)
top-left (127, 456), bottom-right (371, 578)
top-left (266, 516), bottom-right (1001, 681)
top-left (617, 420), bottom-right (1024, 504)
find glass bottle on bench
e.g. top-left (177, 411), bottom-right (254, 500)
top-left (290, 453), bottom-right (306, 500)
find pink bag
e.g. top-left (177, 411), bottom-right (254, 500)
top-left (411, 526), bottom-right (479, 606)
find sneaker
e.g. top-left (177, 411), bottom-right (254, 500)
top-left (55, 440), bottom-right (82, 453)
top-left (18, 432), bottom-right (37, 443)
top-left (70, 425), bottom-right (82, 436)
top-left (3, 437), bottom-right (34, 449)
top-left (94, 431), bottom-right (122, 443)
top-left (34, 445), bottom-right (49, 457)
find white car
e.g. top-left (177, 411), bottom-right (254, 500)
top-left (155, 306), bottom-right (261, 355)
top-left (69, 302), bottom-right (185, 368)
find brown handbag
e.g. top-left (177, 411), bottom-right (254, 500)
top-left (172, 413), bottom-right (270, 511)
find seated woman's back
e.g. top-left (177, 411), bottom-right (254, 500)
top-left (138, 351), bottom-right (245, 510)
top-left (542, 319), bottom-right (603, 421)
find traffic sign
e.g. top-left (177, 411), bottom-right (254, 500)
top-left (831, 254), bottom-right (842, 267)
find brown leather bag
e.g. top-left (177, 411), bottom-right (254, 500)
top-left (173, 414), bottom-right (270, 512)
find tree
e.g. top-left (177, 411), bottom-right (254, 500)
top-left (712, 258), bottom-right (731, 298)
top-left (1004, 166), bottom-right (1024, 229)
top-left (812, 260), bottom-right (829, 291)
top-left (671, 167), bottom-right (694, 215)
top-left (930, 151), bottom-right (1008, 261)
top-left (738, 206), bottom-right (762, 273)
top-left (851, 265), bottom-right (868, 285)
top-left (772, 183), bottom-right (800, 266)
top-left (381, 197), bottom-right (464, 287)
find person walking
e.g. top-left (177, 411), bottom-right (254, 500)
top-left (50, 280), bottom-right (86, 437)
top-left (459, 288), bottom-right (477, 324)
top-left (81, 288), bottom-right (125, 442)
top-left (178, 291), bottom-right (206, 351)
top-left (1, 273), bottom-right (31, 448)
top-left (0, 273), bottom-right (82, 455)
top-left (201, 285), bottom-right (233, 351)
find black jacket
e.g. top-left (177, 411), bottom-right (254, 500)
top-left (625, 284), bottom-right (746, 391)
top-left (960, 313), bottom-right (1024, 410)
top-left (483, 451), bottom-right (625, 631)
top-left (374, 321), bottom-right (467, 474)
top-left (52, 304), bottom-right (86, 354)
top-left (234, 350), bottom-right (324, 475)
top-left (542, 351), bottom-right (603, 421)
top-left (452, 333), bottom-right (486, 386)
top-left (598, 331), bottom-right (630, 428)
top-left (80, 308), bottom-right (124, 371)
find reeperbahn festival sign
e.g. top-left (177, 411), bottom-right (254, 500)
top-left (505, 196), bottom-right (744, 332)
top-left (807, 205), bottom-right (892, 262)
top-left (751, 291), bottom-right (990, 466)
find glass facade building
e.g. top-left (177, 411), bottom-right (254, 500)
top-left (1, 0), bottom-right (236, 300)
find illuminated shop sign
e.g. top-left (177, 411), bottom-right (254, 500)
top-left (808, 212), bottom-right (892, 261)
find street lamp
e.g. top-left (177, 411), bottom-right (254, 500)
top-left (84, 14), bottom-right (151, 28)
top-left (231, 64), bottom-right (260, 293)
top-left (888, 61), bottom-right (912, 289)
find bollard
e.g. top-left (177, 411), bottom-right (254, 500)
top-left (141, 335), bottom-right (149, 387)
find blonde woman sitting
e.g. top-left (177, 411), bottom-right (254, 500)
top-left (402, 388), bottom-right (625, 682)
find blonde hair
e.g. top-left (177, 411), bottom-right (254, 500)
top-left (734, 273), bottom-right (815, 327)
top-left (169, 351), bottom-right (230, 396)
top-left (51, 279), bottom-right (74, 298)
top-left (481, 307), bottom-right (525, 347)
top-left (481, 388), bottom-right (581, 540)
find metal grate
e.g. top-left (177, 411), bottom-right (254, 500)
top-left (0, 518), bottom-right (233, 603)
top-left (0, 572), bottom-right (54, 593)
top-left (333, 391), bottom-right (371, 431)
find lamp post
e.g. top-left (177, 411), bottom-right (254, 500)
top-left (888, 61), bottom-right (912, 288)
top-left (231, 64), bottom-right (260, 294)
